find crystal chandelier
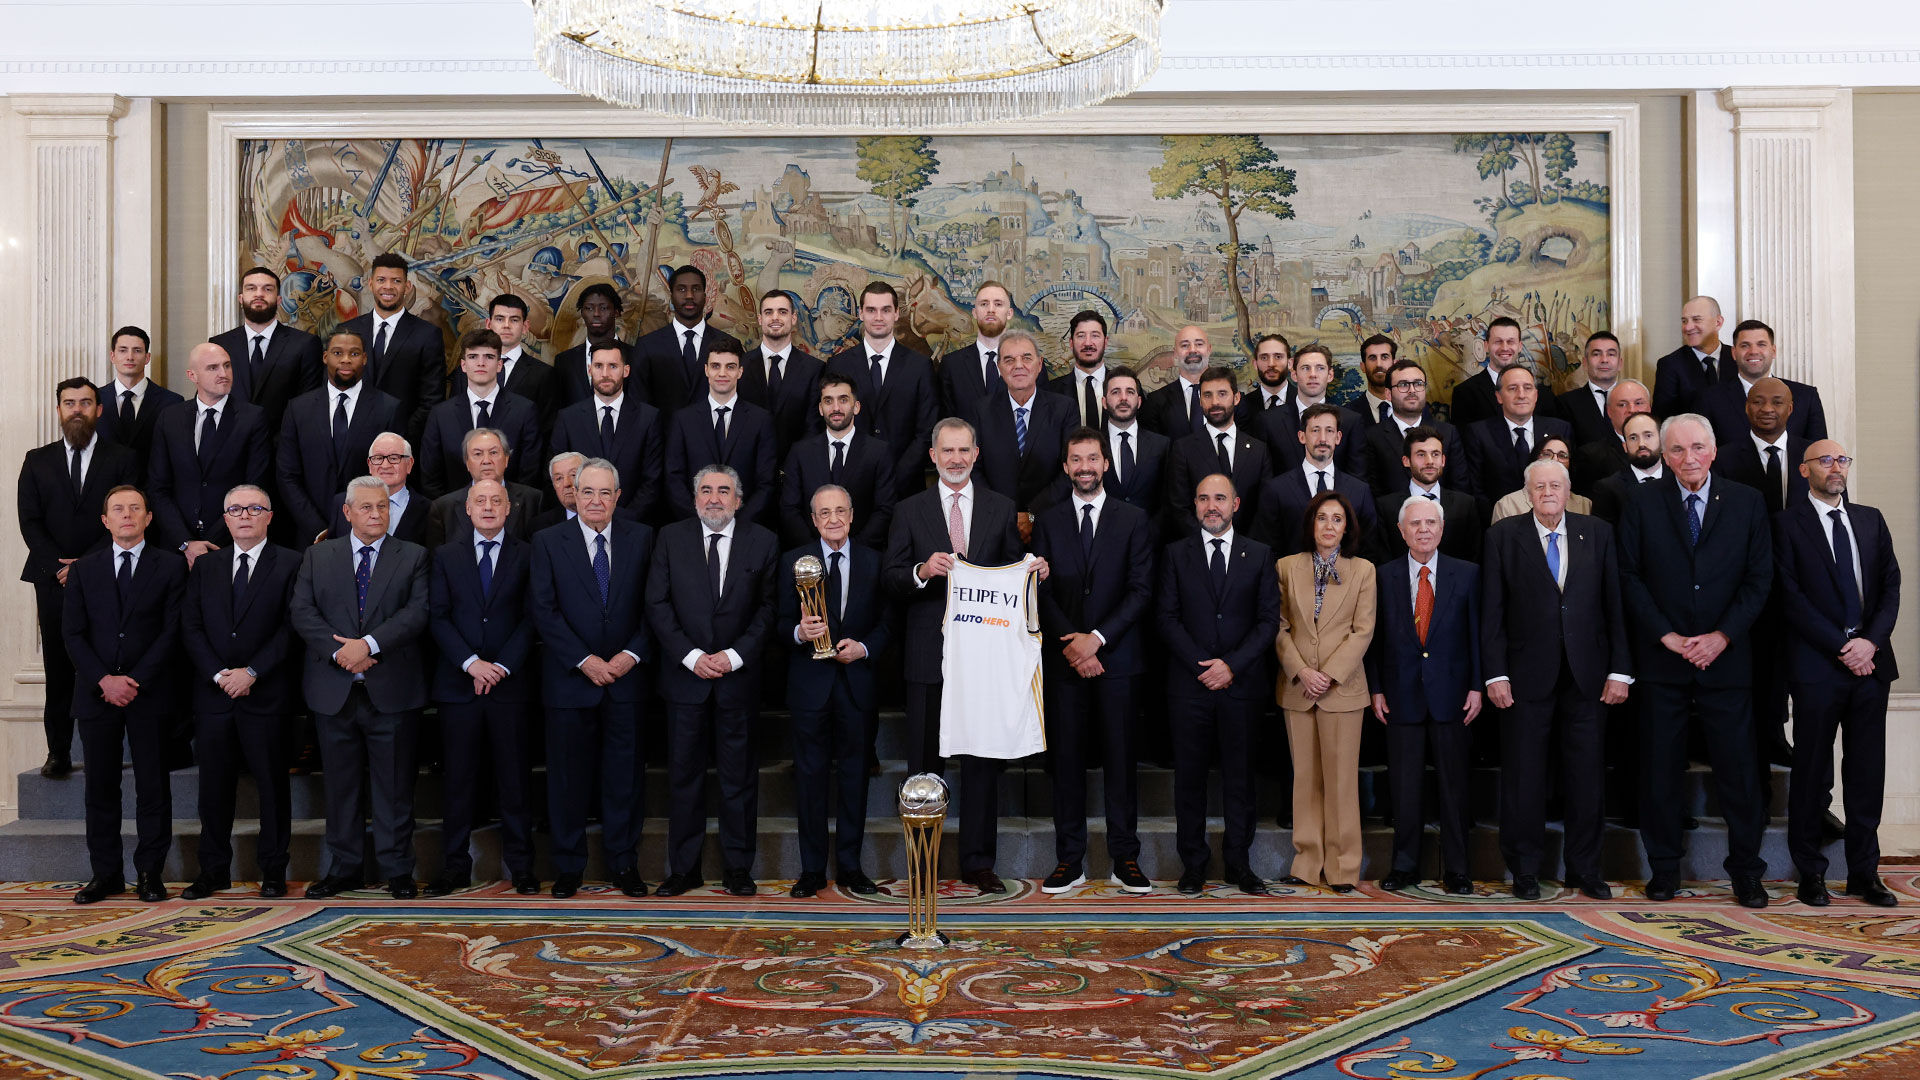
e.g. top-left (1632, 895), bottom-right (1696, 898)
top-left (530, 0), bottom-right (1165, 129)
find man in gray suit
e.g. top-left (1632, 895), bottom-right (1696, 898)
top-left (290, 474), bottom-right (431, 899)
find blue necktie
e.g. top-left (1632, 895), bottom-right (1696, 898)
top-left (477, 539), bottom-right (496, 599)
top-left (1830, 509), bottom-right (1862, 631)
top-left (1545, 531), bottom-right (1561, 587)
top-left (1685, 493), bottom-right (1702, 547)
top-left (355, 545), bottom-right (373, 619)
top-left (1015, 406), bottom-right (1029, 455)
top-left (593, 533), bottom-right (610, 608)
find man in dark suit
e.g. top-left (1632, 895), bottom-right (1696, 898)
top-left (936, 280), bottom-right (1015, 419)
top-left (277, 331), bottom-right (402, 544)
top-left (1374, 426), bottom-right (1482, 563)
top-left (448, 294), bottom-right (557, 432)
top-left (1158, 474), bottom-right (1281, 895)
top-left (638, 264), bottom-right (746, 413)
top-left (17, 378), bottom-right (138, 778)
top-left (63, 485), bottom-right (187, 903)
top-left (532, 450), bottom-right (585, 533)
top-left (1099, 367), bottom-right (1167, 519)
top-left (1235, 333), bottom-right (1296, 427)
top-left (147, 343), bottom-right (271, 560)
top-left (555, 283), bottom-right (641, 408)
top-left (963, 331), bottom-right (1077, 517)
top-left (424, 428), bottom-right (545, 547)
top-left (1462, 363), bottom-right (1574, 501)
top-left (1346, 334), bottom-right (1399, 426)
top-left (211, 266), bottom-right (324, 438)
top-left (884, 417), bottom-right (1039, 893)
top-left (425, 480), bottom-right (538, 897)
top-left (327, 432), bottom-right (428, 544)
top-left (1652, 296), bottom-right (1738, 419)
top-left (420, 328), bottom-right (543, 496)
top-left (739, 289), bottom-right (823, 464)
top-left (648, 465), bottom-right (779, 897)
top-left (1259, 345), bottom-right (1364, 474)
top-left (1775, 442), bottom-right (1902, 907)
top-left (1253, 403), bottom-right (1376, 557)
top-left (1448, 317), bottom-right (1511, 429)
top-left (179, 484), bottom-right (299, 900)
top-left (1043, 309), bottom-right (1113, 429)
top-left (1589, 411), bottom-right (1666, 526)
top-left (1140, 325), bottom-right (1212, 440)
top-left (826, 281), bottom-right (939, 499)
top-left (338, 252), bottom-right (446, 442)
top-left (1167, 365), bottom-right (1272, 536)
top-left (289, 476), bottom-right (432, 900)
top-left (1367, 497), bottom-right (1481, 894)
top-left (94, 325), bottom-right (184, 480)
top-left (664, 345), bottom-right (778, 524)
top-left (527, 459), bottom-right (655, 898)
top-left (1618, 413), bottom-right (1774, 907)
top-left (1557, 331), bottom-right (1628, 448)
top-left (1571, 379), bottom-right (1653, 495)
top-left (1357, 358), bottom-right (1467, 496)
top-left (778, 372), bottom-right (894, 549)
top-left (1481, 458), bottom-right (1632, 900)
top-left (548, 342), bottom-right (663, 523)
top-left (1032, 430), bottom-right (1155, 893)
top-left (1700, 319), bottom-right (1829, 447)
top-left (779, 485), bottom-right (892, 897)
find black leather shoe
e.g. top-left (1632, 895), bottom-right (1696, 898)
top-left (260, 878), bottom-right (287, 899)
top-left (961, 869), bottom-right (1005, 895)
top-left (304, 874), bottom-right (360, 900)
top-left (136, 873), bottom-right (167, 903)
top-left (1683, 815), bottom-right (1699, 831)
top-left (1847, 877), bottom-right (1900, 907)
top-left (422, 873), bottom-right (468, 898)
top-left (40, 755), bottom-right (72, 779)
top-left (1570, 875), bottom-right (1613, 901)
top-left (1040, 863), bottom-right (1086, 894)
top-left (1511, 874), bottom-right (1541, 901)
top-left (1443, 872), bottom-right (1474, 895)
top-left (1329, 883), bottom-right (1356, 894)
top-left (1730, 876), bottom-right (1769, 909)
top-left (790, 872), bottom-right (827, 898)
top-left (836, 869), bottom-right (880, 895)
top-left (181, 874), bottom-right (229, 901)
top-left (1228, 868), bottom-right (1269, 896)
top-left (612, 868), bottom-right (651, 897)
top-left (722, 868), bottom-right (755, 896)
top-left (73, 877), bottom-right (125, 904)
top-left (1275, 875), bottom-right (1311, 887)
top-left (388, 876), bottom-right (417, 900)
top-left (1379, 870), bottom-right (1420, 892)
top-left (1645, 872), bottom-right (1680, 901)
top-left (1108, 859), bottom-right (1152, 893)
top-left (1798, 878), bottom-right (1832, 906)
top-left (511, 872), bottom-right (540, 895)
top-left (655, 871), bottom-right (702, 897)
top-left (1822, 811), bottom-right (1848, 841)
top-left (551, 873), bottom-right (582, 899)
top-left (1176, 869), bottom-right (1206, 895)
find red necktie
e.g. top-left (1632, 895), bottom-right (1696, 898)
top-left (1414, 565), bottom-right (1434, 645)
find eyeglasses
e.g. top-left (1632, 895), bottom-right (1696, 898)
top-left (368, 453), bottom-right (411, 465)
top-left (1539, 450), bottom-right (1571, 462)
top-left (223, 505), bottom-right (269, 518)
top-left (1390, 379), bottom-right (1427, 391)
top-left (1813, 455), bottom-right (1853, 468)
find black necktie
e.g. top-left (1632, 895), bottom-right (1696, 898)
top-left (118, 390), bottom-right (136, 440)
top-left (1215, 432), bottom-right (1231, 473)
top-left (249, 334), bottom-right (265, 385)
top-left (1079, 503), bottom-right (1096, 561)
top-left (768, 353), bottom-right (783, 398)
top-left (869, 354), bottom-right (885, 397)
top-left (373, 321), bottom-right (390, 366)
top-left (1831, 508), bottom-right (1862, 631)
top-left (477, 538), bottom-right (496, 598)
top-left (983, 351), bottom-right (1002, 393)
top-left (1117, 430), bottom-right (1133, 485)
top-left (1083, 375), bottom-right (1100, 426)
top-left (682, 329), bottom-right (698, 376)
top-left (232, 551), bottom-right (250, 610)
top-left (1701, 354), bottom-right (1717, 384)
top-left (198, 406), bottom-right (219, 467)
top-left (117, 550), bottom-right (134, 606)
top-left (1763, 445), bottom-right (1784, 513)
top-left (827, 549), bottom-right (844, 623)
top-left (1188, 383), bottom-right (1204, 434)
top-left (707, 531), bottom-right (724, 600)
top-left (475, 398), bottom-right (492, 429)
top-left (600, 405), bottom-right (616, 452)
top-left (1513, 425), bottom-right (1529, 461)
top-left (69, 444), bottom-right (84, 496)
top-left (830, 439), bottom-right (845, 485)
top-left (1379, 401), bottom-right (1391, 422)
top-left (332, 392), bottom-right (351, 466)
top-left (1209, 537), bottom-right (1227, 594)
top-left (713, 405), bottom-right (730, 447)
top-left (1315, 470), bottom-right (1329, 495)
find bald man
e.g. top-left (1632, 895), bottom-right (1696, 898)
top-left (1141, 326), bottom-right (1214, 440)
top-left (147, 342), bottom-right (272, 562)
top-left (1652, 296), bottom-right (1737, 418)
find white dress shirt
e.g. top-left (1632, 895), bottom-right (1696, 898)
top-left (863, 337), bottom-right (897, 381)
top-left (1502, 414), bottom-right (1537, 447)
top-left (914, 481), bottom-right (975, 588)
top-left (1750, 429), bottom-right (1791, 504)
top-left (64, 431), bottom-right (99, 487)
top-left (371, 311), bottom-right (403, 350)
top-left (761, 343), bottom-right (792, 380)
top-left (246, 321), bottom-right (277, 358)
top-left (1409, 478), bottom-right (1442, 500)
top-left (1362, 390), bottom-right (1392, 420)
top-left (1106, 420), bottom-right (1138, 484)
top-left (1205, 421), bottom-right (1239, 469)
top-left (331, 379), bottom-right (365, 425)
top-left (684, 518), bottom-right (745, 673)
top-left (674, 318), bottom-right (707, 356)
top-left (1630, 461), bottom-right (1665, 483)
top-left (500, 346), bottom-right (523, 388)
top-left (1259, 383), bottom-right (1292, 410)
top-left (468, 385), bottom-right (501, 428)
top-left (1679, 474), bottom-right (1713, 530)
top-left (194, 395), bottom-right (230, 452)
top-left (709, 392), bottom-right (738, 436)
top-left (595, 392), bottom-right (625, 425)
top-left (1301, 457), bottom-right (1338, 492)
top-left (975, 335), bottom-right (1003, 380)
top-left (577, 519), bottom-right (642, 668)
top-left (1201, 526), bottom-right (1235, 565)
top-left (110, 538), bottom-right (146, 575)
top-left (111, 374), bottom-right (150, 414)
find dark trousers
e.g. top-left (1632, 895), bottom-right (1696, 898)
top-left (438, 697), bottom-right (534, 878)
top-left (194, 708), bottom-right (291, 879)
top-left (1751, 620), bottom-right (1792, 780)
top-left (315, 685), bottom-right (418, 880)
top-left (546, 697), bottom-right (643, 876)
top-left (1047, 672), bottom-right (1139, 867)
top-left (1170, 688), bottom-right (1256, 874)
top-left (791, 674), bottom-right (874, 876)
top-left (1386, 718), bottom-right (1471, 876)
top-left (665, 692), bottom-right (759, 877)
top-left (906, 681), bottom-right (1003, 873)
top-left (78, 705), bottom-right (171, 879)
top-left (1500, 665), bottom-right (1605, 879)
top-left (34, 581), bottom-right (75, 761)
top-left (1638, 681), bottom-right (1767, 877)
top-left (1788, 676), bottom-right (1889, 882)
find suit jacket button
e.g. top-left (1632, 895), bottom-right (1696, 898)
top-left (1422, 651), bottom-right (1429, 658)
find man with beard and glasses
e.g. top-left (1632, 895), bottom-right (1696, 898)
top-left (1235, 333), bottom-right (1295, 427)
top-left (1044, 310), bottom-right (1112, 429)
top-left (640, 264), bottom-right (746, 413)
top-left (548, 343), bottom-right (663, 523)
top-left (937, 280), bottom-right (1016, 419)
top-left (1589, 411), bottom-right (1666, 526)
top-left (827, 281), bottom-right (939, 499)
top-left (276, 331), bottom-right (402, 544)
top-left (1572, 379), bottom-right (1654, 495)
top-left (1347, 334), bottom-right (1399, 426)
top-left (739, 289), bottom-right (823, 464)
top-left (1260, 344), bottom-right (1363, 473)
top-left (1142, 325), bottom-right (1214, 440)
top-left (338, 252), bottom-right (445, 444)
top-left (1166, 365), bottom-right (1271, 536)
top-left (93, 326), bottom-right (183, 480)
top-left (556, 283), bottom-right (641, 407)
top-left (18, 378), bottom-right (138, 778)
top-left (211, 266), bottom-right (323, 439)
top-left (779, 373), bottom-right (895, 549)
top-left (1100, 367), bottom-right (1168, 520)
top-left (1357, 358), bottom-right (1467, 497)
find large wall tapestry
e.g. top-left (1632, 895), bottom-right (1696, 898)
top-left (237, 132), bottom-right (1611, 402)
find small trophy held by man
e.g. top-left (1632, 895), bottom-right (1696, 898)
top-left (792, 554), bottom-right (836, 661)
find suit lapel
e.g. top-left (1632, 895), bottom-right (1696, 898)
top-left (358, 543), bottom-right (400, 628)
top-left (234, 545), bottom-right (269, 621)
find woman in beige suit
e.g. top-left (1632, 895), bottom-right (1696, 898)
top-left (1275, 490), bottom-right (1377, 892)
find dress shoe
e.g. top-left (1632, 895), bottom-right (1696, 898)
top-left (259, 879), bottom-right (287, 899)
top-left (73, 877), bottom-right (125, 904)
top-left (1570, 875), bottom-right (1613, 901)
top-left (1797, 878), bottom-right (1832, 906)
top-left (612, 868), bottom-right (651, 898)
top-left (961, 869), bottom-right (1005, 895)
top-left (1275, 875), bottom-right (1310, 887)
top-left (1040, 863), bottom-right (1086, 894)
top-left (837, 869), bottom-right (880, 895)
top-left (1730, 876), bottom-right (1769, 909)
top-left (1176, 869), bottom-right (1206, 896)
top-left (1511, 875), bottom-right (1541, 901)
top-left (136, 873), bottom-right (168, 903)
top-left (655, 871), bottom-right (702, 897)
top-left (1822, 811), bottom-right (1848, 841)
top-left (1108, 859), bottom-right (1153, 894)
top-left (422, 873), bottom-right (468, 899)
top-left (181, 874), bottom-right (230, 901)
top-left (1683, 815), bottom-right (1699, 831)
top-left (39, 755), bottom-right (72, 779)
top-left (551, 873), bottom-right (582, 899)
top-left (388, 876), bottom-right (417, 900)
top-left (1847, 878), bottom-right (1900, 907)
top-left (1645, 872), bottom-right (1680, 901)
top-left (1328, 883), bottom-right (1356, 894)
top-left (1443, 872), bottom-right (1474, 895)
top-left (721, 869), bottom-right (755, 896)
top-left (1228, 868), bottom-right (1269, 896)
top-left (1378, 870), bottom-right (1420, 892)
top-left (511, 872), bottom-right (541, 895)
top-left (790, 871), bottom-right (827, 898)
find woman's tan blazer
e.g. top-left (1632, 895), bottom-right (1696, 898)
top-left (1274, 552), bottom-right (1377, 713)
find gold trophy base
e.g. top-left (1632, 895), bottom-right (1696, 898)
top-left (896, 929), bottom-right (951, 949)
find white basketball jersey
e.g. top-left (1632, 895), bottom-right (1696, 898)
top-left (939, 555), bottom-right (1045, 760)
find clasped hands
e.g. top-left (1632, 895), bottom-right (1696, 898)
top-left (1661, 630), bottom-right (1729, 671)
top-left (799, 615), bottom-right (868, 664)
top-left (331, 635), bottom-right (377, 674)
top-left (579, 652), bottom-right (638, 687)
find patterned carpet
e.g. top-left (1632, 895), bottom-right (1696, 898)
top-left (1, 875), bottom-right (1919, 1078)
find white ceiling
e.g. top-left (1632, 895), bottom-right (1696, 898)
top-left (3, 0), bottom-right (1918, 97)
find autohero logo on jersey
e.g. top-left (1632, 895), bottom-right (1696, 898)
top-left (952, 585), bottom-right (1020, 626)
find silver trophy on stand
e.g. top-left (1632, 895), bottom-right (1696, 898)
top-left (896, 773), bottom-right (951, 949)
